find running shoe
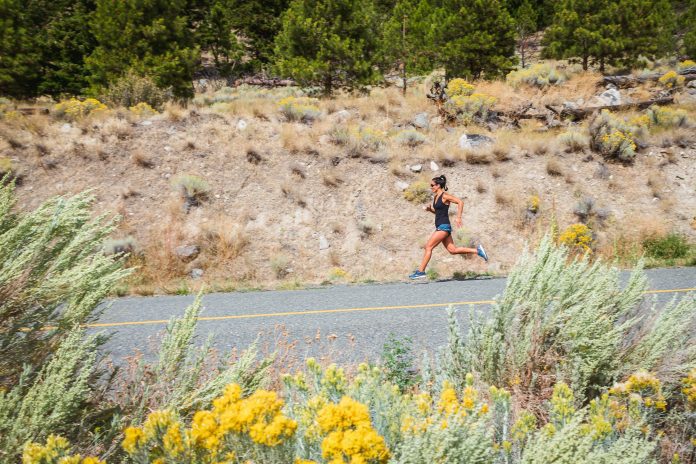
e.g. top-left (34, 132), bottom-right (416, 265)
top-left (477, 244), bottom-right (489, 262)
top-left (409, 270), bottom-right (426, 280)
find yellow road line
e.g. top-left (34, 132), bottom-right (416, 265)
top-left (83, 287), bottom-right (696, 329)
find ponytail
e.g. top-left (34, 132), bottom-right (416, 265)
top-left (432, 175), bottom-right (448, 191)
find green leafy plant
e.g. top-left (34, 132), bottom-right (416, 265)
top-left (381, 333), bottom-right (419, 393)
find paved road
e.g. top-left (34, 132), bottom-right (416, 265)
top-left (94, 267), bottom-right (696, 365)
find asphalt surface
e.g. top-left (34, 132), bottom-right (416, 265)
top-left (94, 267), bottom-right (696, 365)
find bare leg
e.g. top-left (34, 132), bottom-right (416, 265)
top-left (442, 235), bottom-right (477, 255)
top-left (418, 230), bottom-right (450, 272)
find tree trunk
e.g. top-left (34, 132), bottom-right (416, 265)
top-left (583, 55), bottom-right (588, 71)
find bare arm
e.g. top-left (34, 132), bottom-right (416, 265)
top-left (443, 193), bottom-right (463, 227)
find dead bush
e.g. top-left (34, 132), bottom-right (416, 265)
top-left (546, 157), bottom-right (564, 176)
top-left (131, 149), bottom-right (154, 168)
top-left (464, 149), bottom-right (492, 165)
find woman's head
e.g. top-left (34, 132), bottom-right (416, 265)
top-left (430, 175), bottom-right (448, 192)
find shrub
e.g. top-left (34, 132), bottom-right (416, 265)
top-left (394, 129), bottom-right (426, 147)
top-left (171, 174), bottom-right (209, 210)
top-left (646, 105), bottom-right (691, 128)
top-left (658, 70), bottom-right (685, 88)
top-left (103, 71), bottom-right (169, 110)
top-left (404, 181), bottom-right (430, 203)
top-left (128, 102), bottom-right (158, 118)
top-left (103, 236), bottom-right (137, 255)
top-left (558, 223), bottom-right (593, 253)
top-left (527, 195), bottom-right (540, 214)
top-left (23, 435), bottom-right (103, 464)
top-left (558, 130), bottom-right (589, 152)
top-left (589, 110), bottom-right (644, 162)
top-left (443, 93), bottom-right (497, 125)
top-left (446, 78), bottom-right (475, 97)
top-left (677, 59), bottom-right (696, 71)
top-left (53, 98), bottom-right (107, 121)
top-left (278, 97), bottom-right (321, 123)
top-left (642, 233), bottom-right (691, 260)
top-left (381, 333), bottom-right (418, 393)
top-left (506, 63), bottom-right (566, 87)
top-left (546, 158), bottom-right (564, 176)
top-left (0, 157), bottom-right (13, 177)
top-left (271, 255), bottom-right (290, 279)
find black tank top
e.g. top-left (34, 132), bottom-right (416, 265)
top-left (433, 193), bottom-right (450, 227)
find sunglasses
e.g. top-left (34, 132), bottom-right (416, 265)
top-left (430, 183), bottom-right (437, 187)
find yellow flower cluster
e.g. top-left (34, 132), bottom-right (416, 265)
top-left (129, 102), bottom-right (158, 117)
top-left (600, 129), bottom-right (636, 155)
top-left (646, 105), bottom-right (690, 128)
top-left (682, 369), bottom-right (696, 410)
top-left (444, 93), bottom-right (497, 124)
top-left (584, 394), bottom-right (629, 440)
top-left (527, 195), bottom-right (540, 214)
top-left (23, 435), bottom-right (104, 464)
top-left (550, 382), bottom-right (576, 426)
top-left (511, 411), bottom-right (537, 443)
top-left (53, 98), bottom-right (107, 120)
top-left (678, 60), bottom-right (696, 71)
top-left (658, 70), bottom-right (685, 89)
top-left (609, 371), bottom-right (667, 411)
top-left (446, 78), bottom-right (475, 97)
top-left (278, 96), bottom-right (321, 122)
top-left (558, 223), bottom-right (593, 253)
top-left (317, 396), bottom-right (390, 463)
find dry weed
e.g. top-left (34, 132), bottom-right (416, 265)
top-left (101, 117), bottom-right (132, 140)
top-left (131, 149), bottom-right (154, 168)
top-left (322, 169), bottom-right (343, 187)
top-left (546, 157), bottom-right (564, 176)
top-left (494, 187), bottom-right (514, 206)
top-left (646, 170), bottom-right (666, 198)
top-left (475, 180), bottom-right (487, 193)
top-left (202, 215), bottom-right (249, 262)
top-left (290, 162), bottom-right (306, 179)
top-left (464, 149), bottom-right (493, 165)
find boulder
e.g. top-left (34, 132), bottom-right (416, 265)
top-left (175, 244), bottom-right (200, 261)
top-left (413, 112), bottom-right (430, 129)
top-left (236, 119), bottom-right (247, 130)
top-left (190, 268), bottom-right (204, 279)
top-left (332, 109), bottom-right (351, 123)
top-left (595, 88), bottom-right (622, 106)
top-left (430, 160), bottom-right (439, 171)
top-left (319, 235), bottom-right (330, 250)
top-left (395, 180), bottom-right (409, 191)
top-left (409, 164), bottom-right (422, 173)
top-left (458, 133), bottom-right (493, 149)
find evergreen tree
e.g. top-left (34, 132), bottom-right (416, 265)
top-left (434, 0), bottom-right (517, 79)
top-left (516, 0), bottom-right (537, 68)
top-left (0, 0), bottom-right (40, 98)
top-left (505, 0), bottom-right (555, 28)
top-left (87, 0), bottom-right (198, 99)
top-left (274, 0), bottom-right (381, 95)
top-left (381, 0), bottom-right (436, 95)
top-left (544, 0), bottom-right (674, 72)
top-left (682, 0), bottom-right (696, 58)
top-left (229, 0), bottom-right (290, 68)
top-left (198, 0), bottom-right (243, 76)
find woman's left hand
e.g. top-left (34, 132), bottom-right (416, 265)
top-left (455, 217), bottom-right (462, 228)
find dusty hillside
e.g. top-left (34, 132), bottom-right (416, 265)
top-left (1, 69), bottom-right (695, 294)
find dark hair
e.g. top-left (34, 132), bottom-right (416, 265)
top-left (432, 175), bottom-right (448, 191)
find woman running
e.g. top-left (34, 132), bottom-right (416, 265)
top-left (409, 175), bottom-right (488, 280)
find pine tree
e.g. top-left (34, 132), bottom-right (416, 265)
top-left (544, 0), bottom-right (674, 72)
top-left (381, 0), bottom-right (436, 95)
top-left (0, 0), bottom-right (41, 98)
top-left (87, 0), bottom-right (198, 99)
top-left (229, 0), bottom-right (290, 68)
top-left (681, 0), bottom-right (696, 58)
top-left (434, 0), bottom-right (517, 79)
top-left (516, 0), bottom-right (538, 68)
top-left (505, 0), bottom-right (555, 28)
top-left (274, 0), bottom-right (381, 95)
top-left (198, 0), bottom-right (243, 76)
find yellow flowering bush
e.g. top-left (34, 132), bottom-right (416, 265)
top-left (558, 223), bottom-right (593, 253)
top-left (122, 384), bottom-right (297, 463)
top-left (446, 78), bottom-right (475, 97)
top-left (443, 93), bottom-right (497, 125)
top-left (506, 63), bottom-right (566, 88)
top-left (682, 369), bottom-right (696, 410)
top-left (22, 435), bottom-right (104, 464)
top-left (53, 98), bottom-right (107, 120)
top-left (403, 181), bottom-right (429, 204)
top-left (678, 60), bottom-right (696, 71)
top-left (129, 102), bottom-right (158, 118)
top-left (279, 96), bottom-right (321, 122)
top-left (609, 371), bottom-right (667, 412)
top-left (589, 110), bottom-right (644, 161)
top-left (658, 70), bottom-right (685, 89)
top-left (646, 105), bottom-right (691, 128)
top-left (526, 195), bottom-right (540, 214)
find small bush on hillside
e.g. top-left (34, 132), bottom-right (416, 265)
top-left (658, 70), bottom-right (685, 89)
top-left (558, 130), bottom-right (589, 152)
top-left (0, 157), bottom-right (13, 177)
top-left (677, 59), bottom-right (696, 71)
top-left (53, 98), bottom-right (107, 121)
top-left (646, 105), bottom-right (691, 128)
top-left (506, 63), bottom-right (566, 87)
top-left (446, 78), bottom-right (475, 97)
top-left (128, 102), bottom-right (158, 118)
top-left (395, 129), bottom-right (426, 147)
top-left (103, 236), bottom-right (137, 255)
top-left (404, 181), bottom-right (430, 203)
top-left (589, 110), bottom-right (645, 162)
top-left (103, 71), bottom-right (169, 110)
top-left (642, 233), bottom-right (691, 260)
top-left (171, 174), bottom-right (209, 209)
top-left (558, 223), bottom-right (593, 253)
top-left (381, 333), bottom-right (418, 393)
top-left (443, 93), bottom-right (497, 125)
top-left (278, 97), bottom-right (321, 123)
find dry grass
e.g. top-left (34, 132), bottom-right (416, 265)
top-left (131, 149), bottom-right (154, 168)
top-left (464, 149), bottom-right (493, 165)
top-left (494, 187), bottom-right (514, 206)
top-left (546, 157), bottom-right (564, 176)
top-left (539, 71), bottom-right (603, 106)
top-left (322, 169), bottom-right (344, 187)
top-left (646, 170), bottom-right (666, 198)
top-left (475, 180), bottom-right (487, 193)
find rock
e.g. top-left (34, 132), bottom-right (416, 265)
top-left (319, 235), bottom-right (330, 250)
top-left (430, 116), bottom-right (442, 126)
top-left (395, 180), bottom-right (409, 191)
top-left (458, 133), bottom-right (493, 149)
top-left (409, 164), bottom-right (422, 173)
top-left (332, 109), bottom-right (351, 123)
top-left (430, 160), bottom-right (439, 171)
top-left (236, 119), bottom-right (247, 130)
top-left (190, 268), bottom-right (204, 279)
top-left (164, 145), bottom-right (172, 152)
top-left (140, 120), bottom-right (153, 126)
top-left (562, 101), bottom-right (579, 110)
top-left (596, 88), bottom-right (622, 106)
top-left (60, 123), bottom-right (72, 133)
top-left (175, 245), bottom-right (200, 261)
top-left (413, 112), bottom-right (430, 129)
top-left (687, 80), bottom-right (696, 89)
